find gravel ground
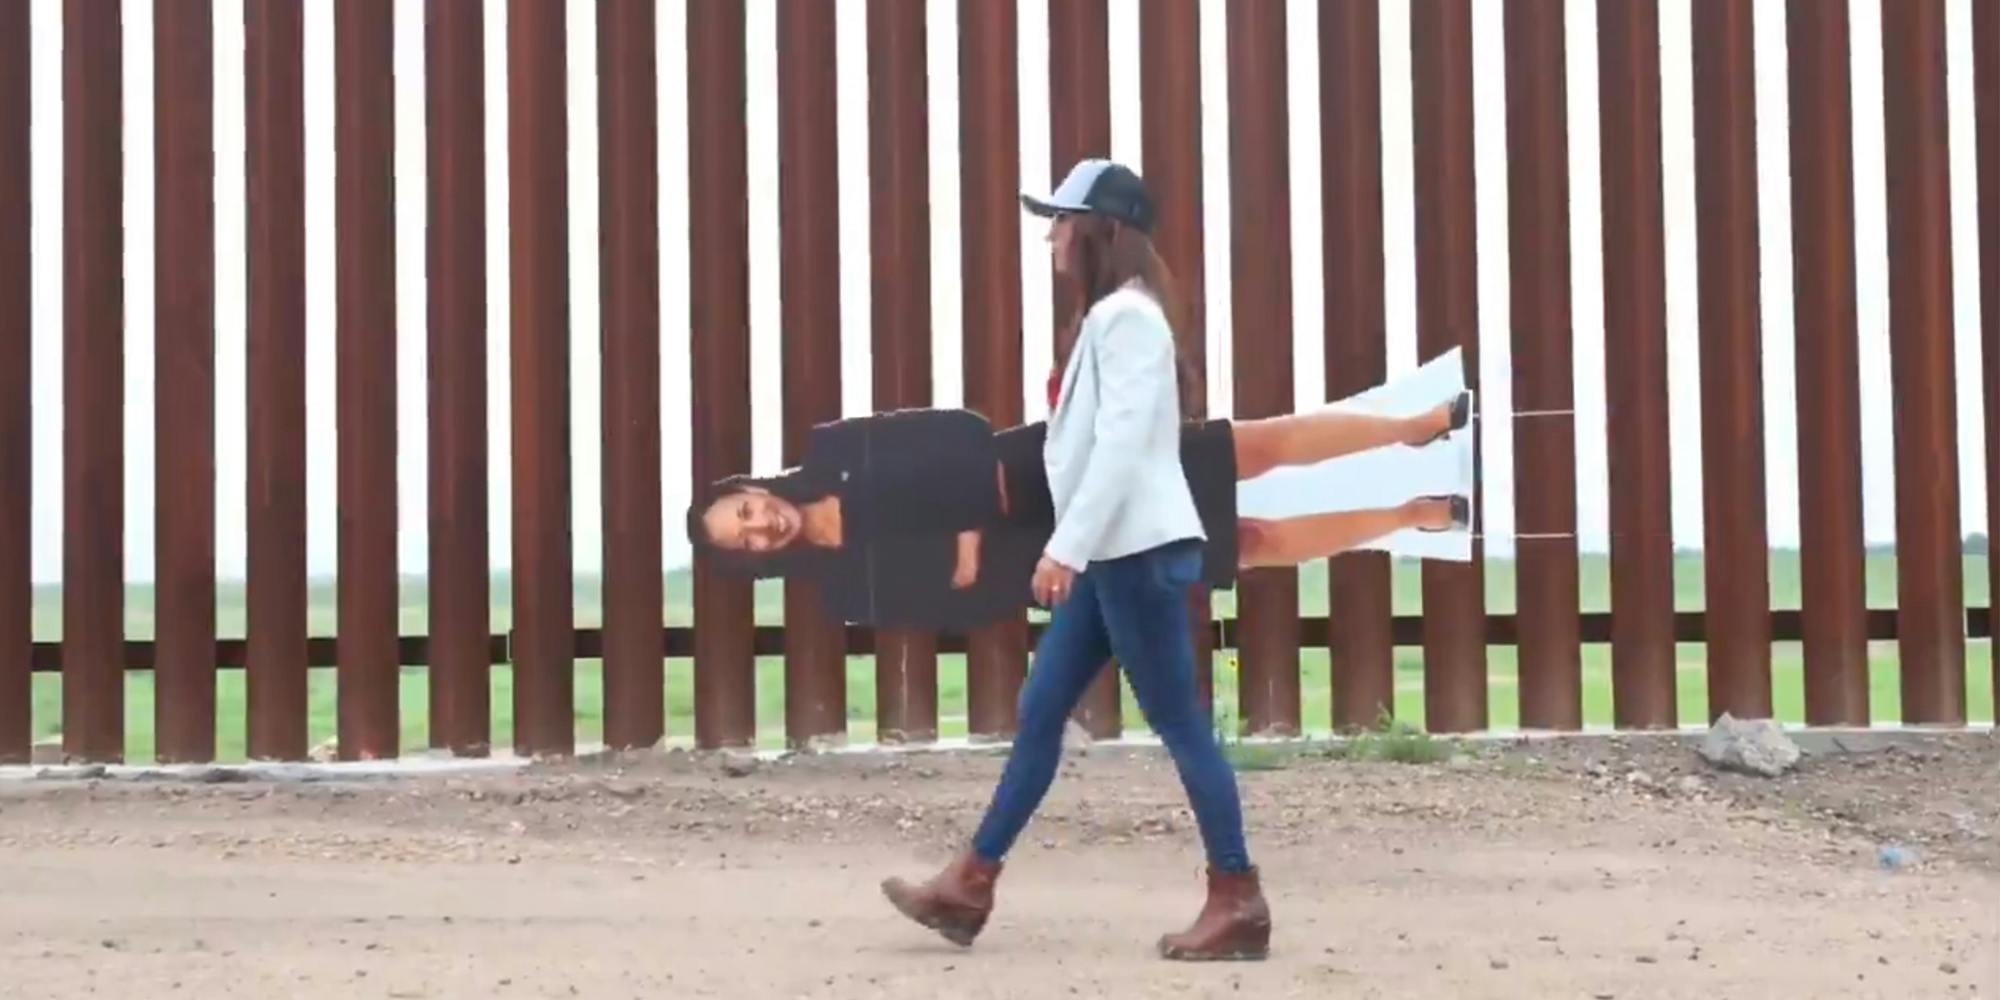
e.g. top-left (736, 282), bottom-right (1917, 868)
top-left (1, 730), bottom-right (1995, 999)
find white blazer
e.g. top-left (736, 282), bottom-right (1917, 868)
top-left (1042, 285), bottom-right (1206, 570)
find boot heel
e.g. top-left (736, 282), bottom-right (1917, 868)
top-left (929, 906), bottom-right (988, 946)
top-left (1158, 922), bottom-right (1270, 961)
top-left (1158, 866), bottom-right (1273, 961)
top-left (880, 852), bottom-right (1002, 948)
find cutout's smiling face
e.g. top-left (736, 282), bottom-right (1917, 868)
top-left (701, 488), bottom-right (803, 552)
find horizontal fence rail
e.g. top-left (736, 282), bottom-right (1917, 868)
top-left (2, 0), bottom-right (1996, 763)
top-left (22, 607), bottom-right (1996, 672)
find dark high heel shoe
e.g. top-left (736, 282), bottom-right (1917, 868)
top-left (1417, 391), bottom-right (1472, 446)
top-left (1414, 495), bottom-right (1471, 533)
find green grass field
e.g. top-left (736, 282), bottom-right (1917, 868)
top-left (24, 551), bottom-right (1995, 761)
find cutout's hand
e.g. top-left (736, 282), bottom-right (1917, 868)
top-left (952, 530), bottom-right (981, 589)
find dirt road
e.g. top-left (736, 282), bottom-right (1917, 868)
top-left (2, 733), bottom-right (1995, 999)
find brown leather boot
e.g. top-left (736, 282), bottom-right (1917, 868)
top-left (1157, 866), bottom-right (1272, 961)
top-left (880, 852), bottom-right (1002, 946)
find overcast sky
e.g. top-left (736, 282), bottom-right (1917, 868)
top-left (20, 0), bottom-right (1992, 585)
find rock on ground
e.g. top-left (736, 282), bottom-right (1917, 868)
top-left (1699, 713), bottom-right (1802, 778)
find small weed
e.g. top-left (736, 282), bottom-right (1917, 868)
top-left (1222, 743), bottom-right (1298, 771)
top-left (1211, 702), bottom-right (1238, 749)
top-left (1335, 712), bottom-right (1454, 765)
top-left (1209, 706), bottom-right (1452, 771)
top-left (1212, 701), bottom-right (1307, 772)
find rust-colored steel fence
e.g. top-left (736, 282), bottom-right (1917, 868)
top-left (1, 0), bottom-right (1994, 764)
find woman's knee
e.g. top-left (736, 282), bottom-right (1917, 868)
top-left (1237, 519), bottom-right (1281, 566)
top-left (1151, 705), bottom-right (1212, 748)
top-left (1131, 683), bottom-right (1204, 742)
top-left (1014, 682), bottom-right (1072, 742)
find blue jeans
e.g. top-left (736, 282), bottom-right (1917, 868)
top-left (970, 539), bottom-right (1252, 873)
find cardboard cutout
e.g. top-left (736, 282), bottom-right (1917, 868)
top-left (691, 349), bottom-right (1476, 633)
top-left (1237, 348), bottom-right (1477, 561)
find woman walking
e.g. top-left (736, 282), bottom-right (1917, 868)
top-left (879, 159), bottom-right (1276, 960)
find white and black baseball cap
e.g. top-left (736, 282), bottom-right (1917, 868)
top-left (1019, 158), bottom-right (1157, 234)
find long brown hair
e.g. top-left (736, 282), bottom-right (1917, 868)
top-left (1052, 215), bottom-right (1204, 418)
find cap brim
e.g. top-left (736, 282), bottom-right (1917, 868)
top-left (1019, 193), bottom-right (1085, 218)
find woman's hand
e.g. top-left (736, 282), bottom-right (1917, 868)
top-left (1031, 554), bottom-right (1078, 607)
top-left (952, 530), bottom-right (981, 589)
